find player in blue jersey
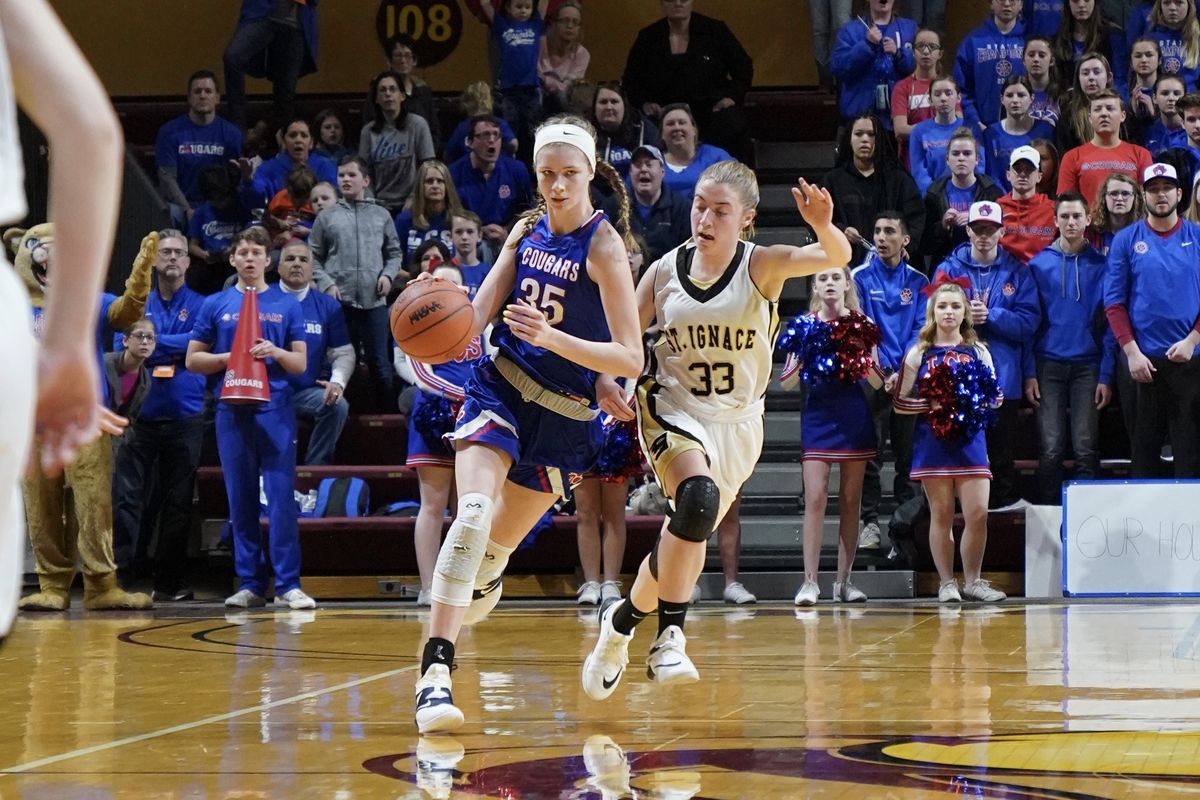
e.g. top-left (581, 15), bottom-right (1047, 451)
top-left (894, 277), bottom-right (1006, 603)
top-left (186, 227), bottom-right (313, 610)
top-left (412, 115), bottom-right (643, 734)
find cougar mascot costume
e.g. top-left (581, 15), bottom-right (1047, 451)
top-left (5, 224), bottom-right (157, 611)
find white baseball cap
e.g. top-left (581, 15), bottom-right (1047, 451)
top-left (1009, 145), bottom-right (1041, 169)
top-left (1143, 162), bottom-right (1179, 186)
top-left (967, 201), bottom-right (1004, 225)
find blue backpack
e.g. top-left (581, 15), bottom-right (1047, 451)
top-left (312, 477), bottom-right (370, 518)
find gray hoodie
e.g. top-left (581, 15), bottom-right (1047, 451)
top-left (311, 197), bottom-right (406, 309)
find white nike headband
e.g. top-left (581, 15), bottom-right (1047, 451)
top-left (533, 123), bottom-right (597, 171)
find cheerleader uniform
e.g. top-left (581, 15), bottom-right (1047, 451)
top-left (780, 344), bottom-right (876, 462)
top-left (405, 333), bottom-right (487, 468)
top-left (897, 344), bottom-right (996, 480)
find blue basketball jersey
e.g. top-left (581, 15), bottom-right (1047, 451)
top-left (492, 210), bottom-right (611, 403)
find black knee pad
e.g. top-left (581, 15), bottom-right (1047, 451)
top-left (667, 476), bottom-right (720, 543)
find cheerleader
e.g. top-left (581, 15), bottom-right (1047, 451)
top-left (781, 266), bottom-right (883, 606)
top-left (574, 416), bottom-right (641, 605)
top-left (394, 264), bottom-right (492, 606)
top-left (893, 276), bottom-right (1006, 603)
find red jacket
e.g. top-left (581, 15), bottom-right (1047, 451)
top-left (1000, 193), bottom-right (1056, 264)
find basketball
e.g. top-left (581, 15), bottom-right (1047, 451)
top-left (390, 278), bottom-right (475, 364)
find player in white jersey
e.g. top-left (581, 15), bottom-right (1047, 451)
top-left (582, 160), bottom-right (853, 697)
top-left (0, 0), bottom-right (124, 644)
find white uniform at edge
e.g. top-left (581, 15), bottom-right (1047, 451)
top-left (647, 240), bottom-right (778, 421)
top-left (0, 24), bottom-right (37, 639)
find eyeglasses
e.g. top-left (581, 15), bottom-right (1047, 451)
top-left (1106, 190), bottom-right (1134, 199)
top-left (129, 332), bottom-right (156, 342)
top-left (391, 51), bottom-right (415, 62)
top-left (555, 17), bottom-right (581, 26)
top-left (472, 131), bottom-right (502, 141)
top-left (914, 44), bottom-right (942, 53)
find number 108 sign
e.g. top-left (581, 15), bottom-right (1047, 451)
top-left (376, 0), bottom-right (463, 68)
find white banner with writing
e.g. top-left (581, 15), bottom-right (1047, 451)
top-left (1064, 481), bottom-right (1200, 596)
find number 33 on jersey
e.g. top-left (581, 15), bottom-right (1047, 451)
top-left (646, 241), bottom-right (779, 411)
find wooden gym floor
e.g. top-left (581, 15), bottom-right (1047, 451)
top-left (2, 601), bottom-right (1199, 798)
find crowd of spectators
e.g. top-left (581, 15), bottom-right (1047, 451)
top-left (45, 0), bottom-right (1200, 606)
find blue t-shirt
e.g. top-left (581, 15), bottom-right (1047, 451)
top-left (459, 263), bottom-right (491, 299)
top-left (188, 201), bottom-right (253, 255)
top-left (394, 209), bottom-right (455, 266)
top-left (492, 12), bottom-right (544, 89)
top-left (1104, 219), bottom-right (1200, 358)
top-left (293, 288), bottom-right (351, 389)
top-left (189, 284), bottom-right (306, 411)
top-left (449, 154), bottom-right (534, 227)
top-left (155, 114), bottom-right (243, 206)
top-left (945, 182), bottom-right (975, 216)
top-left (661, 143), bottom-right (734, 200)
top-left (242, 151), bottom-right (337, 210)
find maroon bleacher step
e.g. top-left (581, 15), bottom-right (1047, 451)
top-left (282, 514), bottom-right (665, 574)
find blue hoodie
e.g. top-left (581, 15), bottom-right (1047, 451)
top-left (953, 16), bottom-right (1028, 129)
top-left (1143, 119), bottom-right (1190, 155)
top-left (852, 254), bottom-right (929, 372)
top-left (1024, 1), bottom-right (1063, 38)
top-left (935, 242), bottom-right (1041, 398)
top-left (831, 15), bottom-right (918, 124)
top-left (1104, 218), bottom-right (1200, 358)
top-left (1028, 238), bottom-right (1117, 384)
top-left (1149, 24), bottom-right (1200, 92)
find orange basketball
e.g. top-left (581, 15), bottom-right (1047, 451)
top-left (390, 278), bottom-right (475, 364)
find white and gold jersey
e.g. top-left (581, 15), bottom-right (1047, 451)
top-left (642, 240), bottom-right (779, 423)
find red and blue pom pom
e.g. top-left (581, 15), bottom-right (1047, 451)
top-left (918, 358), bottom-right (1002, 441)
top-left (778, 310), bottom-right (881, 385)
top-left (592, 418), bottom-right (643, 482)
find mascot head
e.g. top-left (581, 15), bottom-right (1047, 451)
top-left (3, 222), bottom-right (53, 306)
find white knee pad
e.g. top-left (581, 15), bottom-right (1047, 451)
top-left (431, 493), bottom-right (494, 607)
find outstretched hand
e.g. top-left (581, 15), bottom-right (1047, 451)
top-left (791, 178), bottom-right (835, 229)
